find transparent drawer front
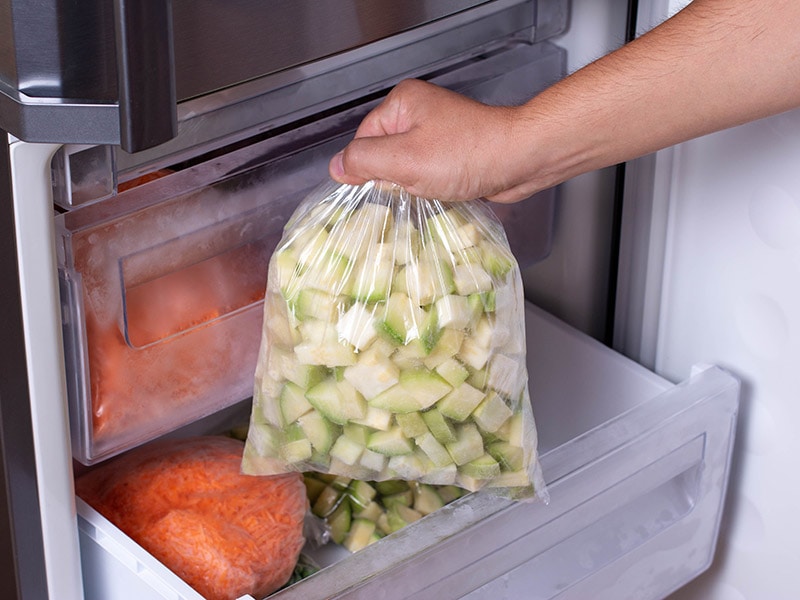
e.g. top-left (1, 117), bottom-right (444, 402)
top-left (58, 138), bottom-right (340, 464)
top-left (76, 304), bottom-right (739, 600)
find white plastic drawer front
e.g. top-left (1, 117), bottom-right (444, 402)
top-left (77, 304), bottom-right (739, 600)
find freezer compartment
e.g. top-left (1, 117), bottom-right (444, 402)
top-left (76, 303), bottom-right (739, 600)
top-left (56, 41), bottom-right (563, 465)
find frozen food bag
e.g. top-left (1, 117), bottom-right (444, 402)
top-left (242, 180), bottom-right (547, 501)
top-left (76, 436), bottom-right (308, 600)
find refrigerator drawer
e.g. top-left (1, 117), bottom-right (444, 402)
top-left (76, 303), bottom-right (739, 600)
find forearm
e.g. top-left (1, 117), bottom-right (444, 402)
top-left (509, 0), bottom-right (800, 200)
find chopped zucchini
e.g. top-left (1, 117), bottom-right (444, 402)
top-left (305, 378), bottom-right (367, 425)
top-left (369, 368), bottom-right (451, 413)
top-left (367, 428), bottom-right (414, 456)
top-left (437, 382), bottom-right (485, 422)
top-left (336, 302), bottom-right (378, 351)
top-left (296, 410), bottom-right (338, 454)
top-left (343, 518), bottom-right (377, 552)
top-left (343, 346), bottom-right (400, 399)
top-left (327, 500), bottom-right (352, 544)
top-left (435, 357), bottom-right (469, 388)
top-left (312, 485), bottom-right (343, 518)
top-left (330, 434), bottom-right (365, 466)
top-left (395, 412), bottom-right (429, 439)
top-left (415, 432), bottom-right (454, 468)
top-left (472, 391), bottom-right (514, 433)
top-left (421, 408), bottom-right (457, 445)
top-left (412, 484), bottom-right (445, 516)
top-left (279, 382), bottom-right (314, 425)
top-left (445, 423), bottom-right (485, 466)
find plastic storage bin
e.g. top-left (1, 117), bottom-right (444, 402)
top-left (77, 303), bottom-right (739, 600)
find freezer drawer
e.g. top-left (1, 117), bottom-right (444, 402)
top-left (76, 302), bottom-right (739, 600)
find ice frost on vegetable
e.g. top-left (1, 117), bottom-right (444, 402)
top-left (243, 181), bottom-right (545, 500)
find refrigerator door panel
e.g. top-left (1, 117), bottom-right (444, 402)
top-left (76, 303), bottom-right (739, 600)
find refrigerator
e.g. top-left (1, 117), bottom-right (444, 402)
top-left (2, 0), bottom-right (789, 598)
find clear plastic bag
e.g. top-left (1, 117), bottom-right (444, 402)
top-left (242, 180), bottom-right (546, 501)
top-left (75, 436), bottom-right (308, 600)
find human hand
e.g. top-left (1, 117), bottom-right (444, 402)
top-left (328, 79), bottom-right (539, 203)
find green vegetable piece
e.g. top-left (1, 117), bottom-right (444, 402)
top-left (303, 475), bottom-right (328, 504)
top-left (445, 423), bottom-right (485, 466)
top-left (291, 288), bottom-right (340, 322)
top-left (415, 432), bottom-right (454, 468)
top-left (423, 328), bottom-right (465, 370)
top-left (435, 358), bottom-right (469, 388)
top-left (305, 378), bottom-right (367, 425)
top-left (487, 441), bottom-right (525, 472)
top-left (329, 434), bottom-right (365, 466)
top-left (375, 292), bottom-right (424, 345)
top-left (348, 480), bottom-right (378, 510)
top-left (459, 453), bottom-right (501, 480)
top-left (369, 368), bottom-right (451, 413)
top-left (436, 485), bottom-right (466, 504)
top-left (312, 485), bottom-right (343, 518)
top-left (395, 412), bottom-right (429, 439)
top-left (354, 500), bottom-right (383, 522)
top-left (472, 391), bottom-right (514, 433)
top-left (280, 438), bottom-right (313, 463)
top-left (386, 504), bottom-right (423, 533)
top-left (351, 260), bottom-right (394, 303)
top-left (438, 382), bottom-right (485, 422)
top-left (479, 239), bottom-right (516, 279)
top-left (280, 382), bottom-right (314, 425)
top-left (374, 480), bottom-right (410, 496)
top-left (296, 410), bottom-right (338, 454)
top-left (381, 489), bottom-right (414, 510)
top-left (366, 427), bottom-right (414, 456)
top-left (413, 484), bottom-right (445, 516)
top-left (327, 499), bottom-right (352, 544)
top-left (421, 408), bottom-right (457, 445)
top-left (343, 518), bottom-right (377, 553)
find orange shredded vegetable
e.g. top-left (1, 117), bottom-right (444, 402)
top-left (76, 436), bottom-right (308, 600)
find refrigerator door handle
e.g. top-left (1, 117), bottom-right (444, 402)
top-left (113, 0), bottom-right (177, 153)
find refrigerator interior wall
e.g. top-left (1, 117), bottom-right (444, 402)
top-left (521, 0), bottom-right (630, 341)
top-left (614, 1), bottom-right (799, 598)
top-left (77, 303), bottom-right (739, 600)
top-left (620, 111), bottom-right (800, 600)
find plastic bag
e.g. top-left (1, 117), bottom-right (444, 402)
top-left (304, 472), bottom-right (468, 552)
top-left (242, 180), bottom-right (546, 501)
top-left (76, 436), bottom-right (308, 600)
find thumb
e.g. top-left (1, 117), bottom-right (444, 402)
top-left (329, 135), bottom-right (412, 188)
top-left (328, 150), bottom-right (364, 185)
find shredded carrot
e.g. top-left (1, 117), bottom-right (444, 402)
top-left (76, 436), bottom-right (308, 600)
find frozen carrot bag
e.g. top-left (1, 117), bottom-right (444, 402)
top-left (76, 436), bottom-right (308, 600)
top-left (243, 180), bottom-right (546, 501)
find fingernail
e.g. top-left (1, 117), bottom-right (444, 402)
top-left (330, 151), bottom-right (344, 178)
